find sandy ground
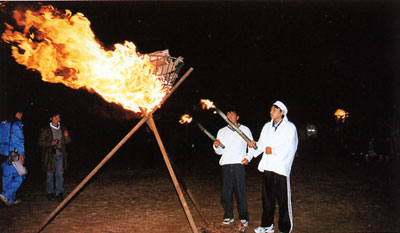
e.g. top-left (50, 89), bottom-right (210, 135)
top-left (1, 148), bottom-right (399, 233)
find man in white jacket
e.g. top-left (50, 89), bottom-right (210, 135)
top-left (243, 101), bottom-right (298, 233)
top-left (213, 110), bottom-right (254, 227)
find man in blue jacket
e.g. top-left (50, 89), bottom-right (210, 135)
top-left (0, 110), bottom-right (25, 206)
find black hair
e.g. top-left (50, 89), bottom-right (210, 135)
top-left (226, 110), bottom-right (238, 114)
top-left (49, 111), bottom-right (60, 118)
top-left (225, 103), bottom-right (238, 114)
top-left (272, 104), bottom-right (282, 112)
top-left (7, 107), bottom-right (23, 121)
top-left (9, 106), bottom-right (23, 115)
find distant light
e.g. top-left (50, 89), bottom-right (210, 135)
top-left (306, 124), bottom-right (317, 137)
top-left (334, 109), bottom-right (349, 123)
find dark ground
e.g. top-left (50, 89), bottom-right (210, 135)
top-left (1, 133), bottom-right (399, 233)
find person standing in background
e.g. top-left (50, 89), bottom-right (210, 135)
top-left (0, 109), bottom-right (25, 206)
top-left (38, 112), bottom-right (71, 202)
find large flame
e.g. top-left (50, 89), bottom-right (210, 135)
top-left (2, 5), bottom-right (168, 113)
top-left (179, 114), bottom-right (193, 124)
top-left (334, 109), bottom-right (349, 123)
top-left (200, 99), bottom-right (216, 110)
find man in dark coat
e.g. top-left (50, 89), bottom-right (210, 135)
top-left (38, 112), bottom-right (71, 202)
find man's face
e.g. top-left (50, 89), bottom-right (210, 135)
top-left (51, 114), bottom-right (61, 126)
top-left (270, 106), bottom-right (284, 121)
top-left (227, 111), bottom-right (239, 124)
top-left (15, 112), bottom-right (23, 120)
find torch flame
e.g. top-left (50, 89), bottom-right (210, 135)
top-left (179, 114), bottom-right (193, 124)
top-left (334, 109), bottom-right (349, 123)
top-left (200, 99), bottom-right (216, 110)
top-left (2, 5), bottom-right (169, 114)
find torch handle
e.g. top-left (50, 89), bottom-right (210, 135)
top-left (215, 108), bottom-right (258, 150)
top-left (196, 121), bottom-right (225, 149)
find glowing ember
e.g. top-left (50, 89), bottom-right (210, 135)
top-left (2, 5), bottom-right (169, 113)
top-left (334, 109), bottom-right (349, 122)
top-left (179, 114), bottom-right (193, 124)
top-left (200, 99), bottom-right (216, 110)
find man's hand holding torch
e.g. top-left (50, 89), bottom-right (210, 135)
top-left (241, 140), bottom-right (272, 165)
top-left (247, 140), bottom-right (272, 154)
top-left (213, 139), bottom-right (223, 148)
top-left (247, 140), bottom-right (256, 148)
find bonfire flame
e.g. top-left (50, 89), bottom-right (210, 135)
top-left (2, 5), bottom-right (169, 113)
top-left (200, 99), bottom-right (216, 110)
top-left (179, 114), bottom-right (193, 124)
top-left (334, 109), bottom-right (349, 123)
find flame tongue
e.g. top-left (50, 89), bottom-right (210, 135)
top-left (200, 99), bottom-right (216, 110)
top-left (334, 109), bottom-right (349, 122)
top-left (2, 5), bottom-right (168, 113)
top-left (179, 114), bottom-right (193, 124)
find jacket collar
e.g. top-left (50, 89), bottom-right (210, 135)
top-left (50, 122), bottom-right (60, 130)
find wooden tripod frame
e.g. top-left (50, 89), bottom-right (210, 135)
top-left (37, 68), bottom-right (204, 233)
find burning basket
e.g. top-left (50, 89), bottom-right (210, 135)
top-left (149, 50), bottom-right (184, 89)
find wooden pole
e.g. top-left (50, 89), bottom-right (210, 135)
top-left (166, 151), bottom-right (209, 226)
top-left (178, 178), bottom-right (209, 226)
top-left (152, 67), bottom-right (193, 113)
top-left (146, 116), bottom-right (199, 233)
top-left (37, 68), bottom-right (193, 233)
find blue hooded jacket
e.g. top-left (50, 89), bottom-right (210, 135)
top-left (0, 121), bottom-right (25, 158)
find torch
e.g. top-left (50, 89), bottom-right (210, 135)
top-left (334, 108), bottom-right (349, 123)
top-left (200, 99), bottom-right (258, 149)
top-left (179, 114), bottom-right (225, 149)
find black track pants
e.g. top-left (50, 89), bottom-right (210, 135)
top-left (261, 171), bottom-right (293, 233)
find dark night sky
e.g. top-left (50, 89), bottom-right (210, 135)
top-left (0, 1), bottom-right (399, 169)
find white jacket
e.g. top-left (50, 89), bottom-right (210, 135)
top-left (248, 117), bottom-right (298, 177)
top-left (213, 124), bottom-right (254, 166)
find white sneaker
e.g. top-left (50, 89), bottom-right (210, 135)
top-left (240, 219), bottom-right (249, 227)
top-left (222, 218), bottom-right (234, 225)
top-left (0, 194), bottom-right (10, 206)
top-left (254, 224), bottom-right (274, 233)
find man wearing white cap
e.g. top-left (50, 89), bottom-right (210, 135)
top-left (243, 100), bottom-right (298, 233)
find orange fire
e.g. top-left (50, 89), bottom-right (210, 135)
top-left (2, 5), bottom-right (169, 114)
top-left (200, 99), bottom-right (216, 110)
top-left (179, 114), bottom-right (193, 124)
top-left (334, 109), bottom-right (349, 122)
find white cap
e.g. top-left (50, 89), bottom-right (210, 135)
top-left (273, 100), bottom-right (288, 115)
